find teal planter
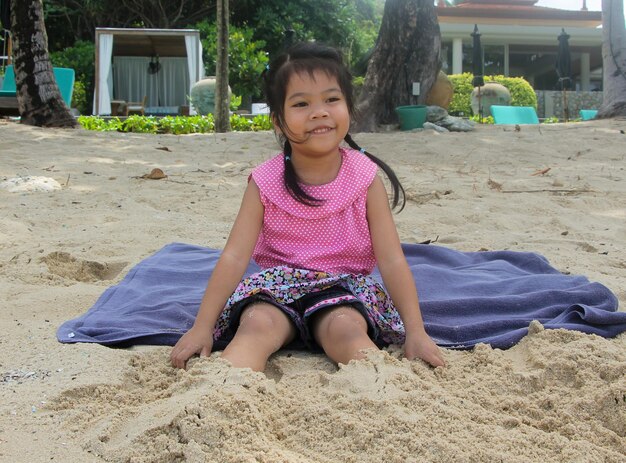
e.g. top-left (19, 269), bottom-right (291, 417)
top-left (395, 105), bottom-right (428, 130)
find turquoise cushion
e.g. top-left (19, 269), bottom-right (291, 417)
top-left (1, 65), bottom-right (16, 92)
top-left (1, 65), bottom-right (74, 106)
top-left (491, 105), bottom-right (539, 125)
top-left (52, 67), bottom-right (75, 106)
top-left (579, 109), bottom-right (598, 120)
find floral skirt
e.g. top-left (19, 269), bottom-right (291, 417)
top-left (213, 266), bottom-right (406, 347)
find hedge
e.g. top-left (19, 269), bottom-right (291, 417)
top-left (77, 114), bottom-right (273, 134)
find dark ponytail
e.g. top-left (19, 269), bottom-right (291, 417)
top-left (344, 134), bottom-right (406, 212)
top-left (283, 135), bottom-right (406, 211)
top-left (283, 139), bottom-right (323, 206)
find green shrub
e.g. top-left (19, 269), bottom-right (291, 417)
top-left (352, 76), bottom-right (365, 100)
top-left (230, 113), bottom-right (254, 131)
top-left (157, 115), bottom-right (215, 134)
top-left (119, 115), bottom-right (161, 133)
top-left (448, 73), bottom-right (475, 116)
top-left (448, 73), bottom-right (537, 116)
top-left (542, 116), bottom-right (560, 124)
top-left (70, 80), bottom-right (88, 114)
top-left (50, 40), bottom-right (95, 114)
top-left (77, 114), bottom-right (272, 135)
top-left (230, 94), bottom-right (242, 111)
top-left (195, 21), bottom-right (268, 104)
top-left (251, 114), bottom-right (273, 131)
top-left (77, 116), bottom-right (119, 131)
top-left (469, 114), bottom-right (494, 124)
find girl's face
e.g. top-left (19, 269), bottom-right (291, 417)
top-left (280, 70), bottom-right (350, 159)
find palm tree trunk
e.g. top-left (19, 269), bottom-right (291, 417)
top-left (10, 0), bottom-right (76, 127)
top-left (354, 0), bottom-right (441, 132)
top-left (598, 0), bottom-right (626, 117)
top-left (214, 0), bottom-right (231, 132)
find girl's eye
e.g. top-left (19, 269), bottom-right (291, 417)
top-left (327, 97), bottom-right (341, 103)
top-left (292, 101), bottom-right (308, 108)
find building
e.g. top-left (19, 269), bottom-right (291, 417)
top-left (436, 0), bottom-right (602, 91)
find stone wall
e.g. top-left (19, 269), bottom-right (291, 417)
top-left (535, 91), bottom-right (603, 120)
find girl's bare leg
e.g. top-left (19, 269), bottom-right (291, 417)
top-left (312, 306), bottom-right (377, 365)
top-left (221, 303), bottom-right (296, 372)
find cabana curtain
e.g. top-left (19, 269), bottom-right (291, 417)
top-left (185, 34), bottom-right (203, 92)
top-left (95, 33), bottom-right (113, 115)
top-left (113, 57), bottom-right (189, 109)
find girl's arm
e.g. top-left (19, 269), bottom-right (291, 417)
top-left (366, 176), bottom-right (445, 367)
top-left (170, 180), bottom-right (264, 368)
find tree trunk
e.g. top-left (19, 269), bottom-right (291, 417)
top-left (214, 0), bottom-right (231, 132)
top-left (10, 0), bottom-right (76, 127)
top-left (598, 0), bottom-right (626, 118)
top-left (354, 0), bottom-right (441, 132)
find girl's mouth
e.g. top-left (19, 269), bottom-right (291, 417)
top-left (309, 127), bottom-right (334, 135)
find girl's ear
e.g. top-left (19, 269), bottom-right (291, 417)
top-left (271, 114), bottom-right (282, 134)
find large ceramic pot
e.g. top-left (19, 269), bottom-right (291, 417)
top-left (426, 71), bottom-right (454, 109)
top-left (470, 81), bottom-right (511, 117)
top-left (190, 77), bottom-right (231, 115)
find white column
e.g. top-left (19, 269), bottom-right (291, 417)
top-left (580, 52), bottom-right (590, 91)
top-left (453, 38), bottom-right (463, 74)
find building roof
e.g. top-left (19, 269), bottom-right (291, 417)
top-left (95, 28), bottom-right (200, 57)
top-left (437, 0), bottom-right (601, 28)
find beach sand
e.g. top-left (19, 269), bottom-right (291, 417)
top-left (0, 119), bottom-right (624, 462)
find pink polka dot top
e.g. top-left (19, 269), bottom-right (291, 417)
top-left (251, 147), bottom-right (378, 275)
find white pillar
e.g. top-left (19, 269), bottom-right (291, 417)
top-left (580, 52), bottom-right (590, 91)
top-left (453, 38), bottom-right (463, 74)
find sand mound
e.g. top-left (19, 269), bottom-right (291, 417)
top-left (49, 327), bottom-right (626, 463)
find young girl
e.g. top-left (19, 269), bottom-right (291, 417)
top-left (171, 43), bottom-right (445, 371)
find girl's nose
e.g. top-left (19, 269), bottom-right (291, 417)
top-left (311, 110), bottom-right (328, 119)
top-left (311, 106), bottom-right (329, 119)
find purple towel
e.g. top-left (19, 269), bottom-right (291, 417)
top-left (57, 242), bottom-right (625, 349)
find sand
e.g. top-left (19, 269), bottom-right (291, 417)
top-left (0, 119), bottom-right (624, 462)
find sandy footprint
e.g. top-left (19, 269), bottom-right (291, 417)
top-left (41, 251), bottom-right (128, 282)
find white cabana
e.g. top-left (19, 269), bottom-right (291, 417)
top-left (94, 28), bottom-right (204, 115)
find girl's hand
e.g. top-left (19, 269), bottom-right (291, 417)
top-left (170, 326), bottom-right (214, 369)
top-left (403, 331), bottom-right (446, 368)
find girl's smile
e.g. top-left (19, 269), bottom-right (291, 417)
top-left (310, 126), bottom-right (334, 135)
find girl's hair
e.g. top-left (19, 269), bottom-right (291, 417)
top-left (262, 42), bottom-right (405, 211)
